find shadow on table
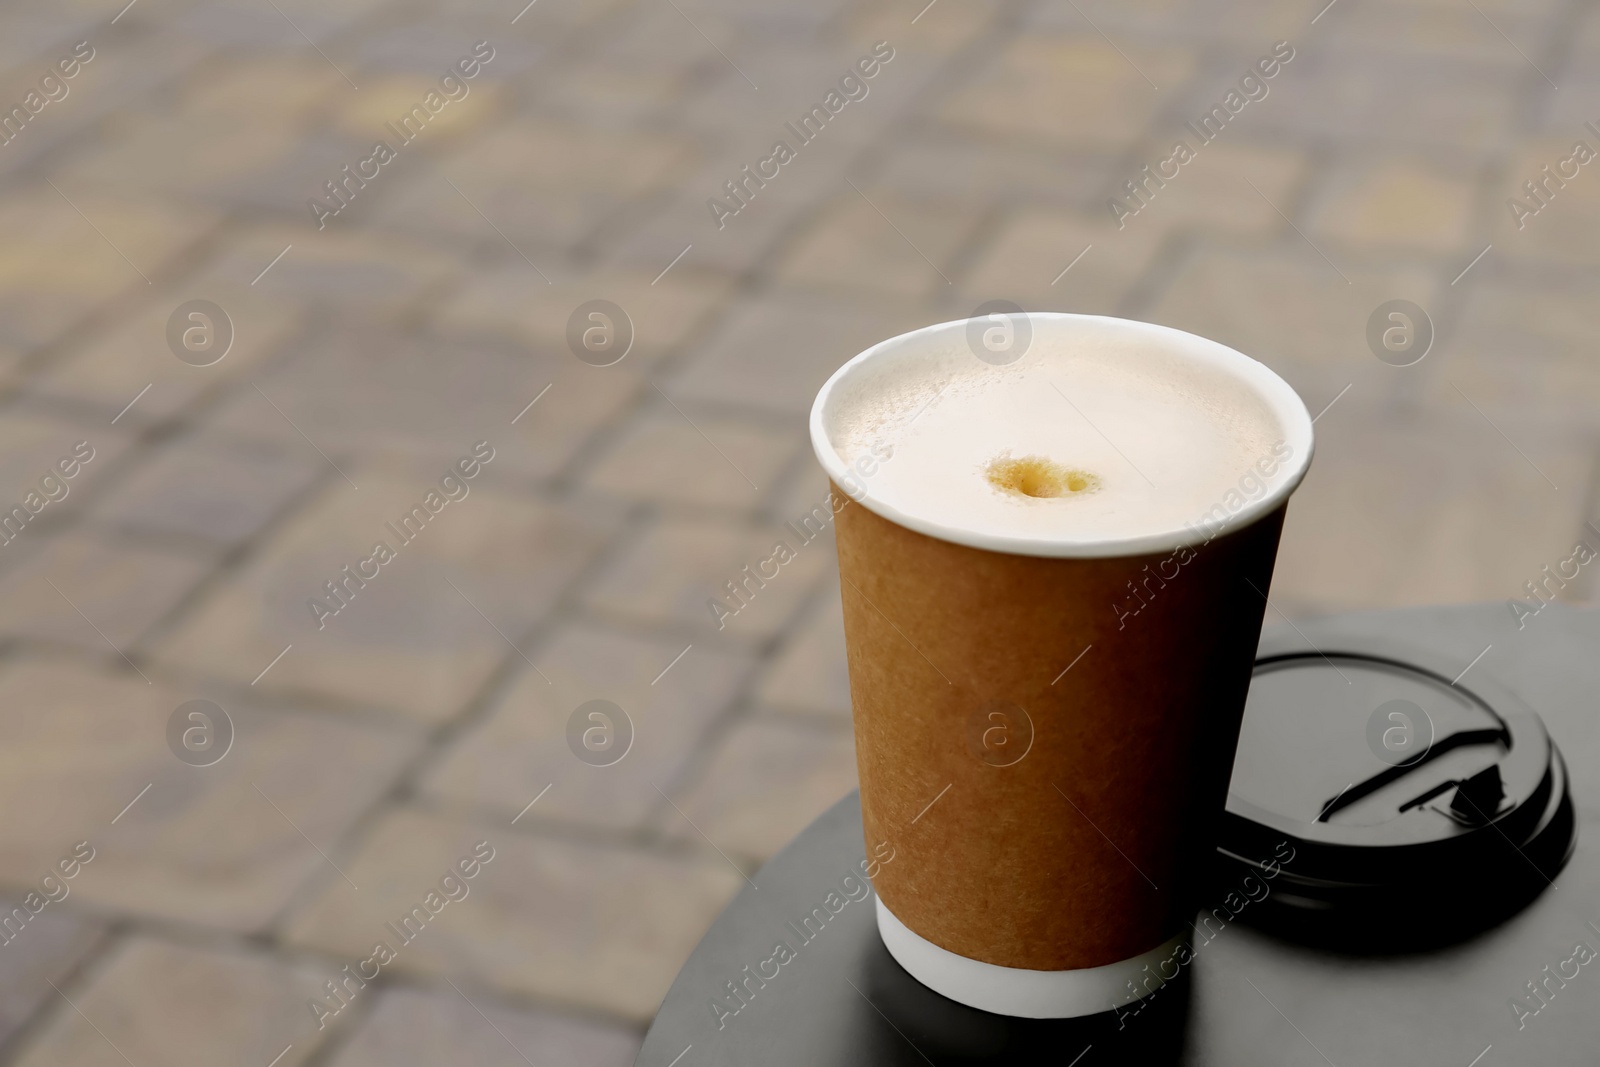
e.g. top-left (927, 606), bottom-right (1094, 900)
top-left (856, 932), bottom-right (1191, 1066)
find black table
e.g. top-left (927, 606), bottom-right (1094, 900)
top-left (638, 603), bottom-right (1600, 1065)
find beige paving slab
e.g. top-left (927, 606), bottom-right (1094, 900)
top-left (282, 809), bottom-right (743, 1021)
top-left (174, 0), bottom-right (389, 43)
top-left (88, 440), bottom-right (321, 548)
top-left (195, 320), bottom-right (634, 482)
top-left (0, 900), bottom-right (107, 1048)
top-left (756, 585), bottom-right (851, 720)
top-left (332, 75), bottom-right (506, 140)
top-left (11, 938), bottom-right (330, 1067)
top-left (939, 35), bottom-right (1196, 151)
top-left (1247, 51), bottom-right (1519, 154)
top-left (1431, 274), bottom-right (1600, 431)
top-left (193, 225), bottom-right (464, 313)
top-left (370, 118), bottom-right (699, 249)
top-left (1272, 404), bottom-right (1596, 614)
top-left (326, 984), bottom-right (640, 1067)
top-left (1146, 243), bottom-right (1440, 410)
top-left (0, 185), bottom-right (220, 348)
top-left (1490, 137), bottom-right (1600, 267)
top-left (29, 288), bottom-right (305, 427)
top-left (420, 620), bottom-right (750, 829)
top-left (1023, 0), bottom-right (1305, 46)
top-left (667, 288), bottom-right (928, 415)
top-left (772, 187), bottom-right (985, 300)
top-left (1314, 0), bottom-right (1546, 64)
top-left (431, 263), bottom-right (738, 370)
top-left (870, 134), bottom-right (1118, 208)
top-left (0, 532), bottom-right (213, 653)
top-left (666, 717), bottom-right (857, 862)
top-left (0, 414), bottom-right (134, 524)
top-left (846, 0), bottom-right (1001, 54)
top-left (959, 205), bottom-right (1170, 315)
top-left (583, 513), bottom-right (832, 641)
top-left (48, 112), bottom-right (311, 202)
top-left (1111, 139), bottom-right (1309, 238)
top-left (1307, 157), bottom-right (1479, 255)
top-left (0, 657), bottom-right (417, 930)
top-left (583, 407), bottom-right (799, 511)
top-left (173, 56), bottom-right (353, 124)
top-left (152, 470), bottom-right (606, 721)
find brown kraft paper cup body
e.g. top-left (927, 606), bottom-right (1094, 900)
top-left (834, 482), bottom-right (1286, 972)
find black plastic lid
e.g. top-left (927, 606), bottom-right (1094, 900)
top-left (1214, 628), bottom-right (1576, 949)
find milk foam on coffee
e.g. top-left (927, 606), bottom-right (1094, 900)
top-left (826, 325), bottom-right (1288, 547)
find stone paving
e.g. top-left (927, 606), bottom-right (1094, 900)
top-left (0, 0), bottom-right (1596, 1063)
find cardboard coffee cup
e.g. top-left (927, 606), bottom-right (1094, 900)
top-left (809, 313), bottom-right (1313, 1018)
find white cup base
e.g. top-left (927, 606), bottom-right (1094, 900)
top-left (875, 897), bottom-right (1184, 1019)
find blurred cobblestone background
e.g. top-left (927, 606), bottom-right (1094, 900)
top-left (0, 0), bottom-right (1596, 1063)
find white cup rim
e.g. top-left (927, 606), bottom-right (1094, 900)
top-left (809, 312), bottom-right (1315, 559)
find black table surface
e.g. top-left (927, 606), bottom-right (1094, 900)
top-left (637, 602), bottom-right (1600, 1066)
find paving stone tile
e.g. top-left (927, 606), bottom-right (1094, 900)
top-left (1145, 243), bottom-right (1440, 410)
top-left (348, 10), bottom-right (555, 76)
top-left (0, 533), bottom-right (213, 653)
top-left (0, 658), bottom-right (417, 930)
top-left (0, 13), bottom-right (104, 68)
top-left (669, 42), bottom-right (891, 148)
top-left (0, 339), bottom-right (27, 390)
top-left (939, 35), bottom-right (1196, 151)
top-left (771, 187), bottom-right (984, 300)
top-left (845, 0), bottom-right (1001, 55)
top-left (1313, 1), bottom-right (1544, 65)
top-left (583, 514), bottom-right (832, 641)
top-left (152, 471), bottom-right (606, 721)
top-left (1559, 3), bottom-right (1600, 75)
top-left (675, 0), bottom-right (853, 41)
top-left (49, 112), bottom-right (314, 205)
top-left (194, 226), bottom-right (463, 312)
top-left (0, 30), bottom-right (209, 171)
top-left (197, 320), bottom-right (637, 482)
top-left (0, 414), bottom-right (134, 525)
top-left (1391, 0), bottom-right (1562, 13)
top-left (282, 809), bottom-right (743, 1021)
top-left (172, 56), bottom-right (353, 124)
top-left (420, 621), bottom-right (751, 830)
top-left (601, 179), bottom-right (818, 277)
top-left (332, 75), bottom-right (506, 140)
top-left (0, 185), bottom-right (220, 350)
top-left (173, 0), bottom-right (388, 45)
top-left (582, 407), bottom-right (800, 511)
top-left (1271, 403), bottom-right (1596, 614)
top-left (1307, 157), bottom-right (1479, 255)
top-left (1249, 51), bottom-right (1519, 153)
top-left (10, 938), bottom-right (330, 1067)
top-left (431, 262), bottom-right (738, 371)
top-left (88, 440), bottom-right (320, 548)
top-left (872, 134), bottom-right (1119, 210)
top-left (325, 984), bottom-right (640, 1067)
top-left (668, 289), bottom-right (928, 415)
top-left (1022, 0), bottom-right (1303, 47)
top-left (756, 584), bottom-right (851, 719)
top-left (958, 205), bottom-right (1170, 315)
top-left (666, 717), bottom-right (857, 861)
top-left (28, 289), bottom-right (305, 428)
top-left (368, 118), bottom-right (700, 250)
top-left (538, 62), bottom-right (695, 126)
top-left (1111, 139), bottom-right (1309, 238)
top-left (1430, 274), bottom-right (1600, 432)
top-left (0, 902), bottom-right (107, 1048)
top-left (1489, 138), bottom-right (1600, 267)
